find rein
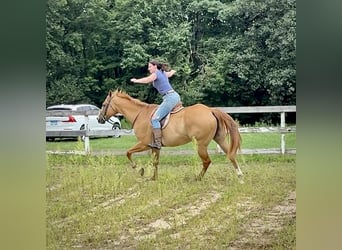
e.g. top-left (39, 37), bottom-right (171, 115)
top-left (131, 109), bottom-right (143, 128)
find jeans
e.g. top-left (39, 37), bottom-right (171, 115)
top-left (151, 92), bottom-right (180, 128)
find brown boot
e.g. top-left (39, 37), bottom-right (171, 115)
top-left (149, 128), bottom-right (162, 149)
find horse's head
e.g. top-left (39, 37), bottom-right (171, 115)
top-left (97, 91), bottom-right (120, 124)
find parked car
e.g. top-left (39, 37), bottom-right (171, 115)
top-left (46, 104), bottom-right (121, 141)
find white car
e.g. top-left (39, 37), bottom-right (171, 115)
top-left (46, 104), bottom-right (121, 141)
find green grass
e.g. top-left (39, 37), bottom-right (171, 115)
top-left (46, 133), bottom-right (296, 152)
top-left (46, 153), bottom-right (296, 249)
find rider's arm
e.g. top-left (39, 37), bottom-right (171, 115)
top-left (165, 70), bottom-right (176, 78)
top-left (130, 73), bottom-right (157, 84)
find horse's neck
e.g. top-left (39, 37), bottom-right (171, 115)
top-left (115, 99), bottom-right (146, 124)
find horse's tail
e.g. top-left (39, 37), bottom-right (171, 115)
top-left (211, 108), bottom-right (241, 157)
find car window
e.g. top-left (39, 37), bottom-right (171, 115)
top-left (76, 106), bottom-right (90, 112)
top-left (90, 106), bottom-right (99, 111)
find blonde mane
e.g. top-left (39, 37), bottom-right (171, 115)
top-left (112, 89), bottom-right (149, 107)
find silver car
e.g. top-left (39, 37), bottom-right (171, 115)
top-left (46, 104), bottom-right (121, 141)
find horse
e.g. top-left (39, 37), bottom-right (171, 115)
top-left (97, 89), bottom-right (243, 180)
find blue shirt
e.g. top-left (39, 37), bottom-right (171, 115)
top-left (152, 70), bottom-right (173, 95)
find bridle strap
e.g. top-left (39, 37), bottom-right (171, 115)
top-left (131, 109), bottom-right (143, 128)
top-left (104, 103), bottom-right (118, 125)
top-left (102, 93), bottom-right (141, 127)
top-left (101, 95), bottom-right (115, 122)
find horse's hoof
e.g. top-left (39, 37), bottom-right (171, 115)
top-left (138, 168), bottom-right (144, 176)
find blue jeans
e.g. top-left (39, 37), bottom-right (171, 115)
top-left (151, 92), bottom-right (180, 128)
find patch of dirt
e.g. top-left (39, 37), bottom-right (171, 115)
top-left (90, 186), bottom-right (140, 213)
top-left (93, 190), bottom-right (295, 249)
top-left (51, 185), bottom-right (141, 228)
top-left (227, 191), bottom-right (296, 249)
top-left (114, 191), bottom-right (223, 247)
top-left (66, 188), bottom-right (295, 249)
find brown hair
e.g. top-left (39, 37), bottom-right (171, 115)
top-left (149, 60), bottom-right (169, 72)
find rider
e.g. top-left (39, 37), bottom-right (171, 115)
top-left (130, 60), bottom-right (181, 149)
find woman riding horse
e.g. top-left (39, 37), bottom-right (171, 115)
top-left (130, 60), bottom-right (180, 149)
top-left (97, 90), bottom-right (243, 180)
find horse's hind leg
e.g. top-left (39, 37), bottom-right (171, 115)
top-left (214, 138), bottom-right (243, 177)
top-left (197, 144), bottom-right (212, 180)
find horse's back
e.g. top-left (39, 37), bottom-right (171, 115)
top-left (188, 103), bottom-right (212, 111)
top-left (184, 104), bottom-right (216, 121)
top-left (168, 103), bottom-right (217, 139)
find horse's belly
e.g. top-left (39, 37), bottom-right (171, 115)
top-left (162, 134), bottom-right (192, 147)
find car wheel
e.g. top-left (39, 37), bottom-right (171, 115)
top-left (112, 123), bottom-right (121, 138)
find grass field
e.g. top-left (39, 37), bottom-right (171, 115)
top-left (46, 135), bottom-right (296, 249)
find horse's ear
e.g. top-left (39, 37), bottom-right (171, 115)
top-left (108, 90), bottom-right (112, 97)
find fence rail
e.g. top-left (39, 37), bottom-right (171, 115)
top-left (46, 105), bottom-right (296, 155)
top-left (215, 105), bottom-right (296, 113)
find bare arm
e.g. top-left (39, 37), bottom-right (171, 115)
top-left (165, 69), bottom-right (176, 78)
top-left (131, 73), bottom-right (157, 84)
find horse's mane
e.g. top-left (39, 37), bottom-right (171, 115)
top-left (112, 89), bottom-right (149, 107)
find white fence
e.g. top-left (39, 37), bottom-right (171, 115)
top-left (215, 105), bottom-right (296, 155)
top-left (46, 105), bottom-right (296, 155)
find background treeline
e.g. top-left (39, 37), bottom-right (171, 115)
top-left (46, 0), bottom-right (296, 125)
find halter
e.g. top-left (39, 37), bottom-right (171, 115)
top-left (99, 94), bottom-right (117, 125)
top-left (99, 91), bottom-right (142, 128)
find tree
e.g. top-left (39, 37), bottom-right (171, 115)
top-left (46, 0), bottom-right (296, 124)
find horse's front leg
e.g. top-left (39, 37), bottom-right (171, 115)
top-left (151, 148), bottom-right (160, 180)
top-left (126, 142), bottom-right (150, 170)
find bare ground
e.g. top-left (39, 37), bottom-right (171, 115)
top-left (227, 191), bottom-right (296, 249)
top-left (75, 189), bottom-right (296, 249)
top-left (47, 151), bottom-right (295, 249)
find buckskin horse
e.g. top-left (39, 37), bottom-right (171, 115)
top-left (97, 90), bottom-right (243, 180)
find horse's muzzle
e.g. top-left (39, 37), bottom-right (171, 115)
top-left (97, 116), bottom-right (105, 124)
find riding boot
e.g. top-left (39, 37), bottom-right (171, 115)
top-left (148, 128), bottom-right (162, 149)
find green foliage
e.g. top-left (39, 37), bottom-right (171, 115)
top-left (46, 74), bottom-right (91, 105)
top-left (46, 0), bottom-right (296, 123)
